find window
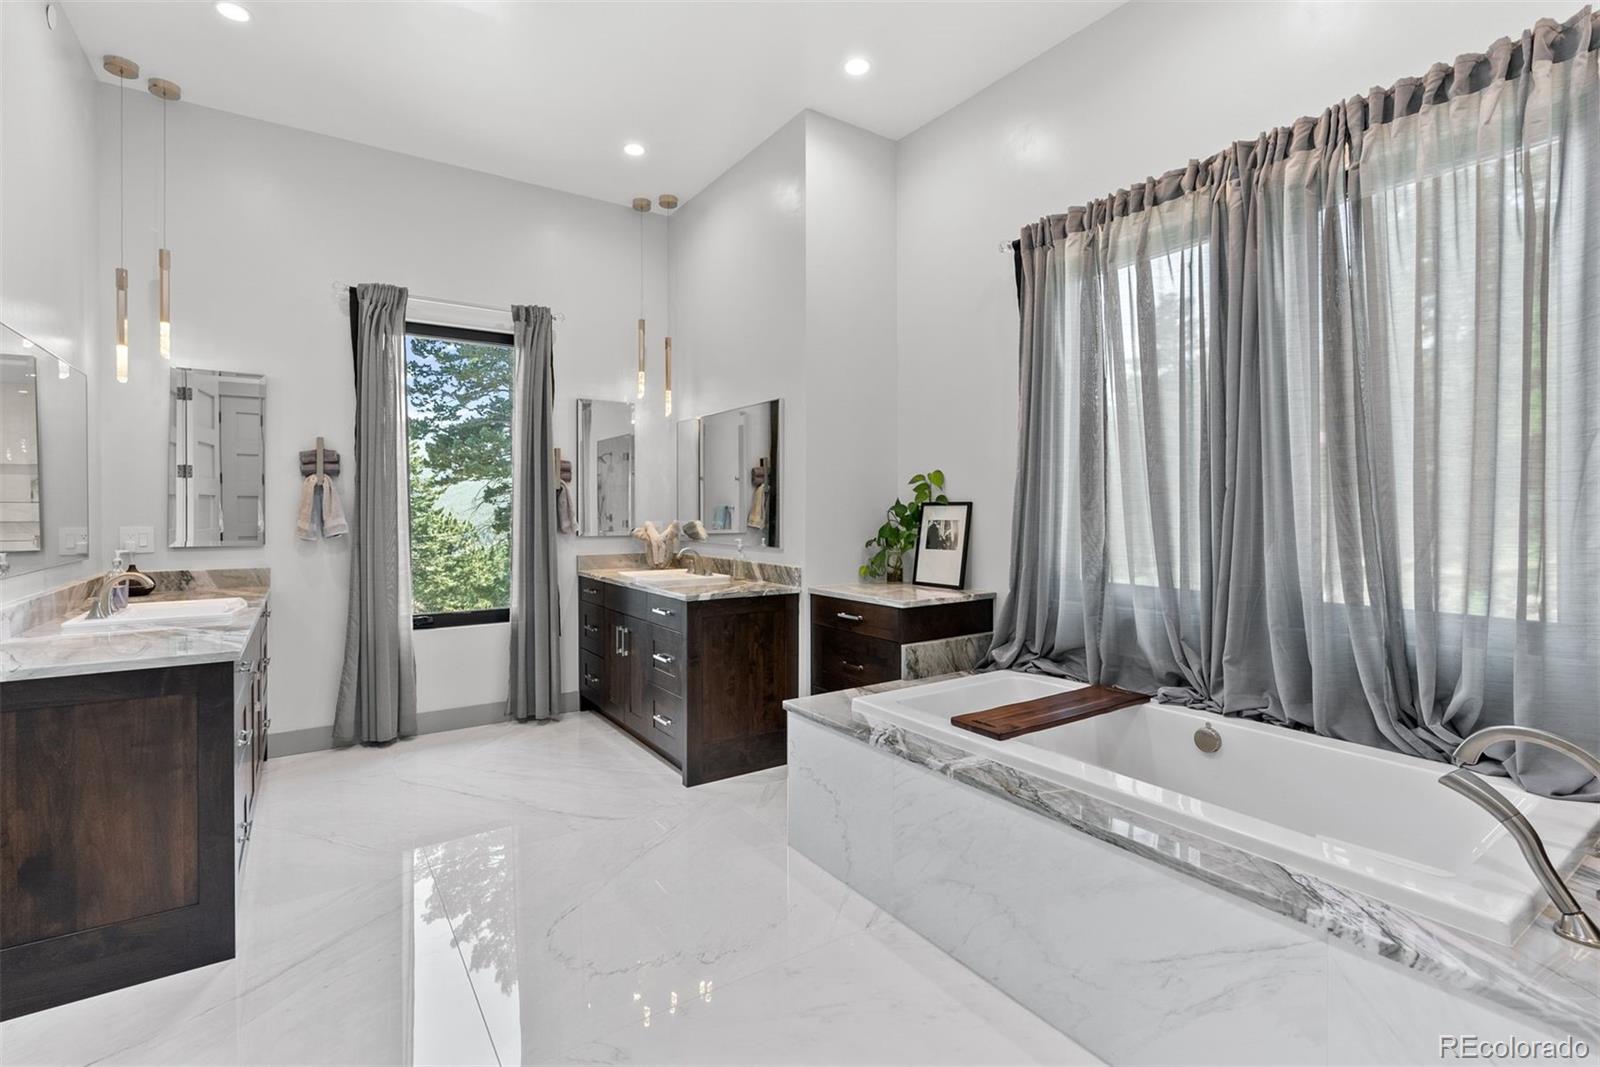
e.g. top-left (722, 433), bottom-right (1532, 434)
top-left (404, 322), bottom-right (514, 627)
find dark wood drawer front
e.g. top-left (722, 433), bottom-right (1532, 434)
top-left (605, 582), bottom-right (651, 621)
top-left (578, 599), bottom-right (606, 654)
top-left (579, 649), bottom-right (604, 706)
top-left (644, 685), bottom-right (685, 765)
top-left (578, 576), bottom-right (607, 604)
top-left (646, 625), bottom-right (686, 697)
top-left (811, 594), bottom-right (900, 641)
top-left (812, 625), bottom-right (900, 688)
top-left (900, 598), bottom-right (995, 643)
top-left (644, 593), bottom-right (687, 633)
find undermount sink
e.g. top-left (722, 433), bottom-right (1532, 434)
top-left (618, 569), bottom-right (735, 588)
top-left (61, 597), bottom-right (249, 632)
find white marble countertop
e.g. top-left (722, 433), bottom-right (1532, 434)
top-left (0, 579), bottom-right (269, 683)
top-left (809, 582), bottom-right (996, 608)
top-left (785, 675), bottom-right (1600, 1042)
top-left (578, 566), bottom-right (801, 603)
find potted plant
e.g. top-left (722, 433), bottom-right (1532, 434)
top-left (861, 470), bottom-right (949, 582)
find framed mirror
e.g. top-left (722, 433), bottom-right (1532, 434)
top-left (0, 323), bottom-right (90, 577)
top-left (676, 398), bottom-right (780, 548)
top-left (576, 398), bottom-right (635, 537)
top-left (169, 367), bottom-right (266, 547)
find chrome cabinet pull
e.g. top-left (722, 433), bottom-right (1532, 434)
top-left (583, 623), bottom-right (599, 635)
top-left (652, 713), bottom-right (673, 728)
top-left (582, 671), bottom-right (600, 686)
top-left (582, 585), bottom-right (601, 596)
top-left (238, 659), bottom-right (254, 673)
top-left (836, 612), bottom-right (864, 622)
top-left (651, 652), bottom-right (675, 666)
top-left (620, 627), bottom-right (631, 657)
top-left (237, 729), bottom-right (251, 747)
top-left (650, 606), bottom-right (675, 618)
top-left (842, 661), bottom-right (865, 673)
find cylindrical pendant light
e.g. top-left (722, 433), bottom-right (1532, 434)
top-left (105, 55), bottom-right (139, 383)
top-left (659, 194), bottom-right (678, 418)
top-left (633, 197), bottom-right (651, 400)
top-left (149, 77), bottom-right (181, 360)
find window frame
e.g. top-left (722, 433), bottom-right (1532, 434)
top-left (403, 319), bottom-right (516, 630)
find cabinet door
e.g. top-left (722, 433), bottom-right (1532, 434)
top-left (233, 682), bottom-right (251, 870)
top-left (621, 617), bottom-right (650, 736)
top-left (601, 610), bottom-right (626, 724)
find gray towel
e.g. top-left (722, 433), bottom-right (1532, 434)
top-left (555, 479), bottom-right (576, 535)
top-left (296, 473), bottom-right (348, 540)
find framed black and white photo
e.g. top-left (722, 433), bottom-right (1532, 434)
top-left (913, 501), bottom-right (972, 589)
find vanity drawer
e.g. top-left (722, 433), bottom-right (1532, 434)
top-left (644, 593), bottom-right (688, 633)
top-left (644, 685), bottom-right (685, 765)
top-left (605, 582), bottom-right (651, 621)
top-left (578, 575), bottom-right (607, 604)
top-left (578, 599), bottom-right (606, 653)
top-left (811, 594), bottom-right (900, 642)
top-left (578, 648), bottom-right (604, 707)
top-left (646, 625), bottom-right (686, 696)
top-left (812, 625), bottom-right (901, 688)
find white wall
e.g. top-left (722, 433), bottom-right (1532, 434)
top-left (669, 116), bottom-right (807, 567)
top-left (896, 0), bottom-right (1553, 598)
top-left (95, 88), bottom-right (670, 739)
top-left (0, 0), bottom-right (103, 602)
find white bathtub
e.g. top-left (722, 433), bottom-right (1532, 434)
top-left (853, 671), bottom-right (1600, 945)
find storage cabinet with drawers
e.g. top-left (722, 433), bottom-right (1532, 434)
top-left (578, 569), bottom-right (797, 786)
top-left (809, 584), bottom-right (994, 695)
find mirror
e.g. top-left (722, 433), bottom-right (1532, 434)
top-left (676, 398), bottom-right (780, 548)
top-left (169, 367), bottom-right (267, 547)
top-left (576, 398), bottom-right (635, 536)
top-left (0, 323), bottom-right (90, 577)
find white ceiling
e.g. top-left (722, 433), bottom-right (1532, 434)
top-left (60, 0), bottom-right (1121, 207)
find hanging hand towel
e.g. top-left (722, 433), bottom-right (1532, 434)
top-left (746, 482), bottom-right (768, 530)
top-left (296, 473), bottom-right (348, 540)
top-left (555, 479), bottom-right (576, 535)
top-left (319, 473), bottom-right (349, 537)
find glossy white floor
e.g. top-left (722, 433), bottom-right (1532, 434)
top-left (0, 712), bottom-right (1098, 1066)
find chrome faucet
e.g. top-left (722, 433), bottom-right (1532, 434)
top-left (88, 569), bottom-right (155, 620)
top-left (1438, 726), bottom-right (1600, 949)
top-left (675, 547), bottom-right (704, 575)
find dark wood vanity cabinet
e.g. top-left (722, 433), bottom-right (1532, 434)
top-left (579, 572), bottom-right (796, 786)
top-left (0, 610), bottom-right (270, 1020)
top-left (810, 590), bottom-right (993, 694)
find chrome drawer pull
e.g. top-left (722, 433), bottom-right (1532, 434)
top-left (652, 713), bottom-right (673, 728)
top-left (652, 652), bottom-right (675, 666)
top-left (583, 623), bottom-right (599, 634)
top-left (650, 606), bottom-right (675, 618)
top-left (842, 661), bottom-right (865, 673)
top-left (583, 585), bottom-right (601, 596)
top-left (836, 612), bottom-right (864, 622)
top-left (236, 729), bottom-right (251, 747)
top-left (582, 672), bottom-right (600, 686)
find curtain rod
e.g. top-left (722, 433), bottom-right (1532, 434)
top-left (330, 282), bottom-right (565, 322)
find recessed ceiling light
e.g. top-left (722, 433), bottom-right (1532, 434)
top-left (843, 56), bottom-right (871, 77)
top-left (623, 142), bottom-right (646, 158)
top-left (215, 2), bottom-right (251, 23)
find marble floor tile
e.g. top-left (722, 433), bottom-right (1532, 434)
top-left (1, 712), bottom-right (1096, 1067)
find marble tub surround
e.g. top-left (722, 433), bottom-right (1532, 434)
top-left (809, 581), bottom-right (994, 608)
top-left (0, 569), bottom-right (270, 682)
top-left (903, 631), bottom-right (992, 679)
top-left (785, 678), bottom-right (1599, 1061)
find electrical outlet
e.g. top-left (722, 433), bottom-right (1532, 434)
top-left (58, 526), bottom-right (89, 555)
top-left (118, 525), bottom-right (156, 553)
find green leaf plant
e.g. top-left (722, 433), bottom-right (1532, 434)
top-left (860, 470), bottom-right (949, 581)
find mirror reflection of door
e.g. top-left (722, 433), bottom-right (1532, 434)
top-left (170, 367), bottom-right (267, 547)
top-left (595, 433), bottom-right (632, 536)
top-left (575, 398), bottom-right (635, 537)
top-left (0, 353), bottom-right (42, 552)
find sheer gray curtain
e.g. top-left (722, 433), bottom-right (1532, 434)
top-left (988, 9), bottom-right (1599, 797)
top-left (508, 305), bottom-right (561, 722)
top-left (335, 283), bottom-right (418, 746)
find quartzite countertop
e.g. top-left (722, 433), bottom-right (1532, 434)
top-left (0, 572), bottom-right (270, 683)
top-left (577, 566), bottom-right (800, 603)
top-left (808, 582), bottom-right (996, 608)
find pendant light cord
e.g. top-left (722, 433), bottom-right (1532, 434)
top-left (119, 73), bottom-right (125, 268)
top-left (638, 211), bottom-right (644, 317)
top-left (161, 96), bottom-right (167, 244)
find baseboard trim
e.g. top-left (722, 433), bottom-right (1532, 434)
top-left (268, 691), bottom-right (581, 758)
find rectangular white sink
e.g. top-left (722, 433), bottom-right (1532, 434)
top-left (617, 569), bottom-right (735, 589)
top-left (61, 597), bottom-right (249, 631)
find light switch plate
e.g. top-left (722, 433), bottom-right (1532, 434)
top-left (58, 526), bottom-right (89, 554)
top-left (118, 525), bottom-right (156, 553)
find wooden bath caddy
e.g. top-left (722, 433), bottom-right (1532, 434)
top-left (951, 684), bottom-right (1147, 740)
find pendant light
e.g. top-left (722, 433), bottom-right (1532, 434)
top-left (659, 194), bottom-right (678, 417)
top-left (149, 77), bottom-right (181, 360)
top-left (632, 197), bottom-right (651, 400)
top-left (105, 55), bottom-right (140, 383)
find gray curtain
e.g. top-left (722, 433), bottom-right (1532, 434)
top-left (987, 9), bottom-right (1599, 798)
top-left (334, 283), bottom-right (418, 746)
top-left (508, 305), bottom-right (561, 722)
